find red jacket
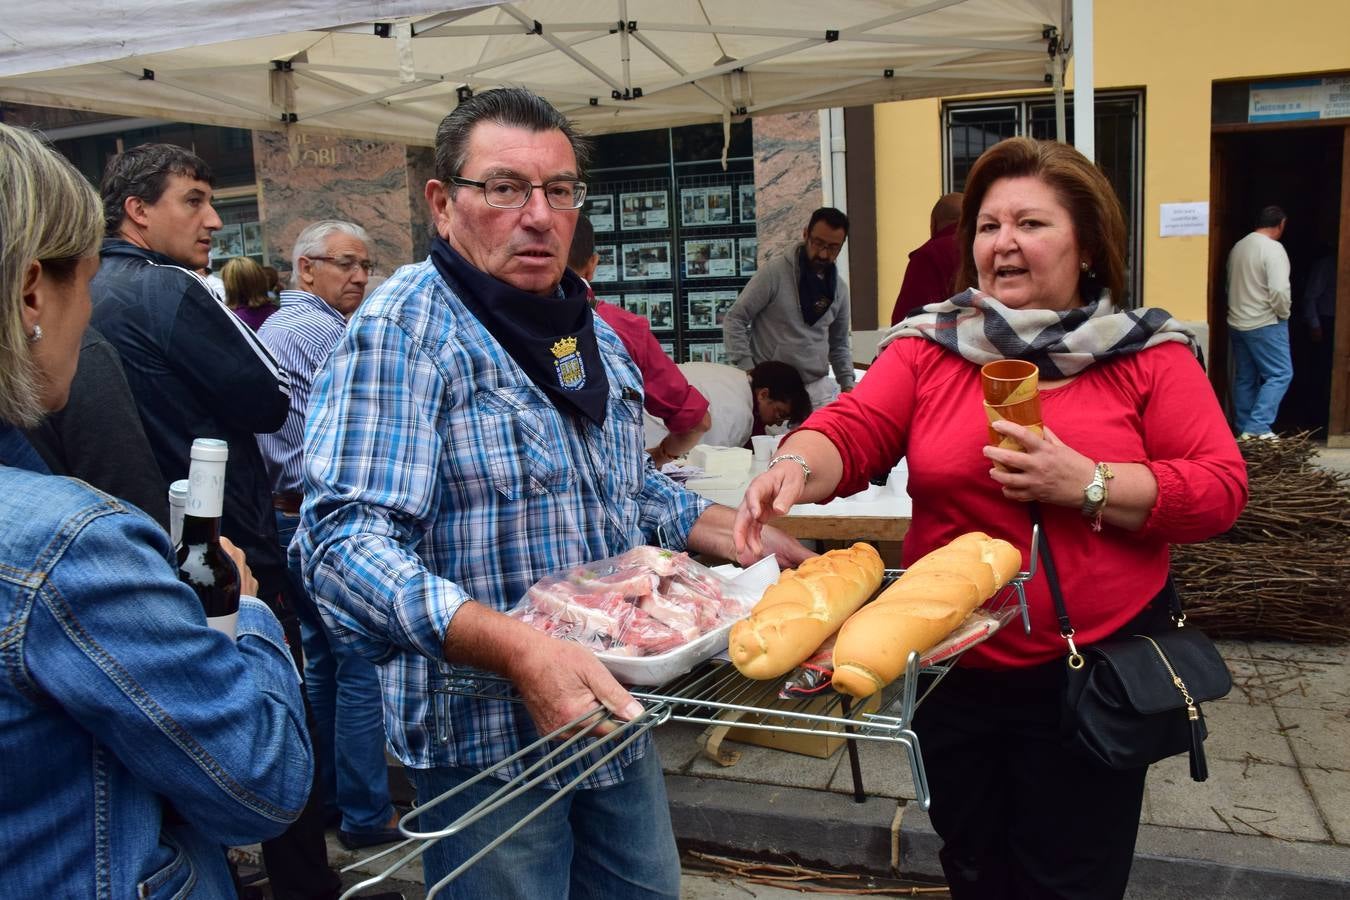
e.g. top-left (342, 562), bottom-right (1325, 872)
top-left (890, 224), bottom-right (961, 325)
top-left (594, 300), bottom-right (709, 432)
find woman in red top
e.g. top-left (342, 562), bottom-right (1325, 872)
top-left (735, 137), bottom-right (1247, 900)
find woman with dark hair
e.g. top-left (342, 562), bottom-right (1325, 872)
top-left (222, 255), bottom-right (277, 330)
top-left (735, 136), bottom-right (1247, 899)
top-left (0, 122), bottom-right (312, 897)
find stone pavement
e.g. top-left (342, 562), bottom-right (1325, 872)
top-left (323, 636), bottom-right (1348, 898)
top-left (658, 637), bottom-right (1350, 899)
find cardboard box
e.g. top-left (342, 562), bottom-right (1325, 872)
top-left (721, 692), bottom-right (881, 759)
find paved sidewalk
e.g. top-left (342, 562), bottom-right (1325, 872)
top-left (658, 638), bottom-right (1350, 899)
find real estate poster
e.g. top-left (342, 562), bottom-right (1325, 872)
top-left (593, 245), bottom-right (618, 282)
top-left (622, 242), bottom-right (672, 280)
top-left (680, 185), bottom-right (734, 226)
top-left (739, 183), bottom-right (757, 223)
top-left (738, 237), bottom-right (758, 276)
top-left (619, 191), bottom-right (669, 229)
top-left (684, 237), bottom-right (736, 278)
top-left (587, 194), bottom-right (615, 232)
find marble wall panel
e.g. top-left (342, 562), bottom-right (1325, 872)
top-left (405, 145), bottom-right (437, 264)
top-left (752, 110), bottom-right (822, 266)
top-left (254, 130), bottom-right (414, 283)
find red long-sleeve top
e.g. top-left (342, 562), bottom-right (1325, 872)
top-left (800, 338), bottom-right (1248, 669)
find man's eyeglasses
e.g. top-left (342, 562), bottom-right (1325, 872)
top-left (807, 236), bottom-right (844, 255)
top-left (449, 176), bottom-right (588, 210)
top-left (306, 256), bottom-right (376, 275)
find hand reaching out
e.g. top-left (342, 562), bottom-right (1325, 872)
top-left (733, 463), bottom-right (807, 563)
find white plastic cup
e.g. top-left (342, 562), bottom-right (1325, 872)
top-left (751, 434), bottom-right (780, 462)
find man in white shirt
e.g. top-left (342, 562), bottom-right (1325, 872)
top-left (1226, 205), bottom-right (1292, 439)
top-left (644, 360), bottom-right (810, 449)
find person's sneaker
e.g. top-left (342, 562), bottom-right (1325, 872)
top-left (1237, 432), bottom-right (1255, 440)
top-left (1256, 432), bottom-right (1280, 441)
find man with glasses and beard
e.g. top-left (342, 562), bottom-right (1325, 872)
top-left (296, 87), bottom-right (810, 899)
top-left (723, 207), bottom-right (855, 409)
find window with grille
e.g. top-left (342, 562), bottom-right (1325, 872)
top-left (942, 91), bottom-right (1144, 306)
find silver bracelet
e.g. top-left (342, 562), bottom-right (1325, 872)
top-left (768, 453), bottom-right (811, 482)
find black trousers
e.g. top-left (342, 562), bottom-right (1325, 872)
top-left (257, 565), bottom-right (344, 900)
top-left (912, 596), bottom-right (1172, 900)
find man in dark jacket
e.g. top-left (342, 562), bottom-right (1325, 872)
top-left (89, 143), bottom-right (350, 900)
top-left (90, 144), bottom-right (291, 600)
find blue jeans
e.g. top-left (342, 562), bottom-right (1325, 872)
top-left (276, 510), bottom-right (394, 833)
top-left (407, 748), bottom-right (680, 900)
top-left (1230, 321), bottom-right (1293, 434)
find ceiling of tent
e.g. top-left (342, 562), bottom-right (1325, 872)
top-left (0, 1), bottom-right (1071, 145)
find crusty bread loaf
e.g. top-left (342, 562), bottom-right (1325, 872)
top-left (729, 543), bottom-right (884, 680)
top-left (831, 533), bottom-right (1021, 698)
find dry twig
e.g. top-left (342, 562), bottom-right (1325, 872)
top-left (1172, 433), bottom-right (1350, 642)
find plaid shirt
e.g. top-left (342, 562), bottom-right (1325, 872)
top-left (297, 259), bottom-right (709, 789)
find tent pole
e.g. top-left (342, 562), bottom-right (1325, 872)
top-left (1071, 0), bottom-right (1095, 161)
top-left (818, 107), bottom-right (850, 284)
top-left (1053, 55), bottom-right (1066, 143)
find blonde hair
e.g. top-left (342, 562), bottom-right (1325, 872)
top-left (0, 124), bottom-right (102, 426)
top-left (221, 256), bottom-right (271, 309)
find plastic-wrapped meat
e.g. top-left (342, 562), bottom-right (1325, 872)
top-left (570, 566), bottom-right (657, 599)
top-left (636, 591), bottom-right (701, 639)
top-left (662, 580), bottom-right (722, 631)
top-left (615, 545), bottom-right (685, 577)
top-left (510, 546), bottom-right (746, 657)
top-left (523, 581), bottom-right (632, 647)
top-left (620, 608), bottom-right (687, 656)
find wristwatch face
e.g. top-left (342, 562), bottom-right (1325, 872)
top-left (1085, 483), bottom-right (1106, 503)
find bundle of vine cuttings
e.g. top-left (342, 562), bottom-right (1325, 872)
top-left (1171, 433), bottom-right (1350, 642)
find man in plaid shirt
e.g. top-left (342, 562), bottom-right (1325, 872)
top-left (297, 88), bottom-right (810, 899)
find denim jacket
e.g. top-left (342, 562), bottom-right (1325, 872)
top-left (0, 452), bottom-right (313, 897)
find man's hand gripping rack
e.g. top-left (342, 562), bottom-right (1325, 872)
top-left (340, 526), bottom-right (1040, 898)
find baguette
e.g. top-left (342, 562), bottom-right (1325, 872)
top-left (831, 532), bottom-right (1021, 698)
top-left (729, 543), bottom-right (884, 680)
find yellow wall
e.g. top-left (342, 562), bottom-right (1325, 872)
top-left (872, 0), bottom-right (1350, 325)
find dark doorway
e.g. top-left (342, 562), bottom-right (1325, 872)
top-left (1208, 125), bottom-right (1345, 436)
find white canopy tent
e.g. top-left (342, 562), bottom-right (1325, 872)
top-left (0, 1), bottom-right (1080, 147)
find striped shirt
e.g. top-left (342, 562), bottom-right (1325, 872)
top-left (296, 259), bottom-right (709, 788)
top-left (256, 290), bottom-right (347, 494)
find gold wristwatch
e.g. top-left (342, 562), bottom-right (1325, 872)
top-left (1081, 462), bottom-right (1114, 531)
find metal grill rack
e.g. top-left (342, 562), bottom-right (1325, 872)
top-left (340, 527), bottom-right (1040, 898)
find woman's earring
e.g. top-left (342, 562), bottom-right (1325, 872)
top-left (27, 324), bottom-right (42, 343)
top-left (1080, 261), bottom-right (1090, 272)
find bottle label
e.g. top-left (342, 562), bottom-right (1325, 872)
top-left (206, 610), bottom-right (238, 638)
top-left (188, 460), bottom-right (226, 519)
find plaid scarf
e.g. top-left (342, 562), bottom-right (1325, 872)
top-left (879, 289), bottom-right (1201, 378)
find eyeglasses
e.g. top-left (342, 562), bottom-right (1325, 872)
top-left (807, 236), bottom-right (844, 255)
top-left (449, 176), bottom-right (588, 210)
top-left (305, 255), bottom-right (376, 275)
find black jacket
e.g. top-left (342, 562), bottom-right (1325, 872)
top-left (24, 326), bottom-right (169, 530)
top-left (89, 239), bottom-right (292, 586)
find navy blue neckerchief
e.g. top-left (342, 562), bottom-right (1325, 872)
top-left (797, 245), bottom-right (838, 326)
top-left (0, 422), bottom-right (51, 474)
top-left (431, 237), bottom-right (609, 426)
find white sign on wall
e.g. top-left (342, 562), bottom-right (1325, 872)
top-left (1159, 202), bottom-right (1209, 238)
top-left (1249, 77), bottom-right (1350, 123)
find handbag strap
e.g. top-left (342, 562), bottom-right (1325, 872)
top-left (1028, 502), bottom-right (1186, 668)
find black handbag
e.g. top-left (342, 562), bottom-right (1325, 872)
top-left (1031, 504), bottom-right (1232, 782)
